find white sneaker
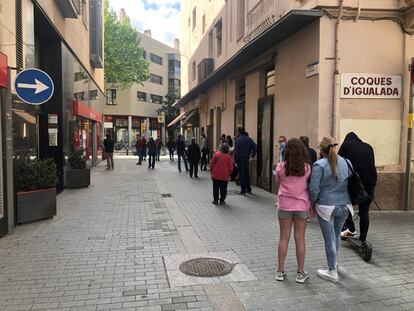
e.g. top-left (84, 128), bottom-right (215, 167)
top-left (341, 229), bottom-right (356, 238)
top-left (296, 271), bottom-right (309, 283)
top-left (317, 269), bottom-right (338, 282)
top-left (275, 271), bottom-right (286, 281)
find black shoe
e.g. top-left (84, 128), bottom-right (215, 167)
top-left (190, 176), bottom-right (193, 178)
top-left (239, 191), bottom-right (246, 195)
top-left (247, 190), bottom-right (252, 194)
top-left (195, 176), bottom-right (198, 178)
top-left (220, 201), bottom-right (226, 205)
top-left (212, 201), bottom-right (218, 205)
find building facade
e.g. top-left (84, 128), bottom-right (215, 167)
top-left (179, 0), bottom-right (414, 209)
top-left (104, 27), bottom-right (181, 148)
top-left (0, 0), bottom-right (105, 237)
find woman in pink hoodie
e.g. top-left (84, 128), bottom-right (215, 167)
top-left (274, 138), bottom-right (311, 283)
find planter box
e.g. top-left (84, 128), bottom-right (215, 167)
top-left (66, 168), bottom-right (90, 189)
top-left (16, 188), bottom-right (56, 224)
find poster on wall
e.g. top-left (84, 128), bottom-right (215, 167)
top-left (341, 73), bottom-right (402, 99)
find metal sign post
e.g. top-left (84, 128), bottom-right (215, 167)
top-left (404, 58), bottom-right (414, 211)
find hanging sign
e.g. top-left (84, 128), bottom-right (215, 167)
top-left (341, 73), bottom-right (402, 99)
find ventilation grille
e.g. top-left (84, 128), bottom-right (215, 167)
top-left (16, 0), bottom-right (23, 69)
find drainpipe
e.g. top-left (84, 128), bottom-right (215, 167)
top-left (332, 0), bottom-right (344, 139)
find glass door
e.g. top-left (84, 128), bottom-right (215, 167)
top-left (257, 96), bottom-right (274, 191)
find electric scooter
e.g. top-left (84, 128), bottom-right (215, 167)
top-left (341, 199), bottom-right (380, 262)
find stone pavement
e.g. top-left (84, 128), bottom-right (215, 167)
top-left (0, 156), bottom-right (414, 311)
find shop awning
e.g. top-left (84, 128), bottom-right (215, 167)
top-left (73, 100), bottom-right (102, 123)
top-left (176, 9), bottom-right (324, 108)
top-left (182, 109), bottom-right (197, 126)
top-left (167, 111), bottom-right (186, 128)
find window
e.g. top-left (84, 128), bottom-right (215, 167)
top-left (168, 78), bottom-right (180, 95)
top-left (265, 67), bottom-right (275, 96)
top-left (150, 74), bottom-right (163, 85)
top-left (208, 30), bottom-right (214, 58)
top-left (192, 61), bottom-right (196, 81)
top-left (237, 0), bottom-right (245, 40)
top-left (89, 0), bottom-right (103, 68)
top-left (74, 92), bottom-right (85, 100)
top-left (202, 14), bottom-right (206, 34)
top-left (106, 89), bottom-right (117, 105)
top-left (81, 0), bottom-right (88, 29)
top-left (150, 53), bottom-right (163, 65)
top-left (137, 91), bottom-right (146, 101)
top-left (215, 19), bottom-right (222, 57)
top-left (89, 90), bottom-right (98, 100)
top-left (234, 78), bottom-right (245, 134)
top-left (74, 71), bottom-right (87, 81)
top-left (169, 59), bottom-right (181, 75)
top-left (192, 7), bottom-right (196, 30)
top-left (150, 94), bottom-right (163, 104)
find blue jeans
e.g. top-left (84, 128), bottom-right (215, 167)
top-left (317, 205), bottom-right (349, 270)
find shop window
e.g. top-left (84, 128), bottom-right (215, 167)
top-left (89, 90), bottom-right (98, 100)
top-left (137, 91), bottom-right (146, 102)
top-left (74, 91), bottom-right (85, 100)
top-left (150, 94), bottom-right (163, 104)
top-left (106, 89), bottom-right (117, 105)
top-left (150, 53), bottom-right (163, 65)
top-left (265, 67), bottom-right (275, 96)
top-left (215, 19), bottom-right (222, 57)
top-left (150, 74), bottom-right (163, 85)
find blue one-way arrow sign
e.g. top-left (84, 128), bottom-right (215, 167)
top-left (14, 68), bottom-right (54, 105)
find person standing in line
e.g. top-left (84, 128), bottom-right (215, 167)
top-left (278, 136), bottom-right (287, 162)
top-left (234, 128), bottom-right (257, 195)
top-left (220, 134), bottom-right (226, 145)
top-left (309, 137), bottom-right (353, 283)
top-left (210, 143), bottom-right (233, 205)
top-left (339, 132), bottom-right (377, 242)
top-left (155, 136), bottom-right (162, 161)
top-left (135, 134), bottom-right (143, 165)
top-left (167, 136), bottom-right (176, 162)
top-left (147, 137), bottom-right (157, 169)
top-left (103, 133), bottom-right (115, 170)
top-left (200, 133), bottom-right (209, 171)
top-left (141, 136), bottom-right (147, 162)
top-left (299, 136), bottom-right (317, 165)
top-left (274, 138), bottom-right (311, 283)
top-left (187, 138), bottom-right (201, 178)
top-left (176, 134), bottom-right (189, 172)
top-left (226, 135), bottom-right (233, 148)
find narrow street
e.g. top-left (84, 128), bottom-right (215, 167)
top-left (1, 157), bottom-right (414, 311)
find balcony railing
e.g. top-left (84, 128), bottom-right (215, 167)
top-left (245, 0), bottom-right (276, 42)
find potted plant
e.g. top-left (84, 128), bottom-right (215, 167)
top-left (16, 158), bottom-right (58, 224)
top-left (66, 149), bottom-right (90, 188)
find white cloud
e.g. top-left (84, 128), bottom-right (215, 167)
top-left (108, 0), bottom-right (180, 48)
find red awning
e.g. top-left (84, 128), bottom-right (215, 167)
top-left (0, 52), bottom-right (8, 89)
top-left (73, 100), bottom-right (102, 123)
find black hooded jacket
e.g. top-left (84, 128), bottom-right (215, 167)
top-left (338, 132), bottom-right (377, 187)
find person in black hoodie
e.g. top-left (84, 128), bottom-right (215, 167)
top-left (187, 138), bottom-right (201, 178)
top-left (339, 132), bottom-right (377, 242)
top-left (147, 137), bottom-right (157, 169)
top-left (176, 135), bottom-right (189, 172)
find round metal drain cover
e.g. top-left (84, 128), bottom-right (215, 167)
top-left (179, 257), bottom-right (234, 277)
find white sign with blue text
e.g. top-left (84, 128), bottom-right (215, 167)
top-left (14, 68), bottom-right (54, 105)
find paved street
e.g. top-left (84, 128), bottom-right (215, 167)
top-left (1, 156), bottom-right (414, 311)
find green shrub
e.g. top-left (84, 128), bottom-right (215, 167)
top-left (68, 149), bottom-right (87, 169)
top-left (18, 158), bottom-right (58, 192)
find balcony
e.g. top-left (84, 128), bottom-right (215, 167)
top-left (197, 58), bottom-right (214, 83)
top-left (245, 0), bottom-right (276, 42)
top-left (56, 0), bottom-right (81, 18)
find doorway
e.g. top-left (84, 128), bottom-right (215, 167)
top-left (0, 89), bottom-right (7, 238)
top-left (257, 96), bottom-right (274, 191)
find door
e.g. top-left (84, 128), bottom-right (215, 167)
top-left (0, 89), bottom-right (7, 238)
top-left (257, 96), bottom-right (274, 191)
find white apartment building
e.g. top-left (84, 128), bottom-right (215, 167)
top-left (179, 0), bottom-right (414, 210)
top-left (104, 27), bottom-right (180, 146)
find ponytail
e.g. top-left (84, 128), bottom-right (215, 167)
top-left (319, 137), bottom-right (339, 181)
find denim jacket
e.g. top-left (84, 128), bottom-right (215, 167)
top-left (309, 156), bottom-right (351, 205)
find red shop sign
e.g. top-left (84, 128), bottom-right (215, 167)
top-left (73, 99), bottom-right (102, 123)
top-left (0, 52), bottom-right (8, 89)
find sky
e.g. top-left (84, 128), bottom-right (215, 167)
top-left (108, 0), bottom-right (181, 48)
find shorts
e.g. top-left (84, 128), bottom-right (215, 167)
top-left (278, 209), bottom-right (309, 219)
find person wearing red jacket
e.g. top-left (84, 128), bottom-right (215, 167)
top-left (210, 143), bottom-right (233, 205)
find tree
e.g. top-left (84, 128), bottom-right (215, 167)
top-left (163, 94), bottom-right (180, 136)
top-left (104, 3), bottom-right (149, 89)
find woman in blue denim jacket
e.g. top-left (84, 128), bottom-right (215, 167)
top-left (309, 136), bottom-right (353, 282)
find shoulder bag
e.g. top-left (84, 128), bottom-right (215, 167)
top-left (345, 159), bottom-right (371, 205)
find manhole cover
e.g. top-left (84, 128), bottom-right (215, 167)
top-left (179, 257), bottom-right (234, 277)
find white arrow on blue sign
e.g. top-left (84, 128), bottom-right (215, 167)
top-left (14, 68), bottom-right (54, 105)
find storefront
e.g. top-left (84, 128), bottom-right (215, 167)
top-left (72, 100), bottom-right (102, 165)
top-left (0, 52), bottom-right (8, 238)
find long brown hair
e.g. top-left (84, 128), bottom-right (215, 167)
top-left (284, 138), bottom-right (310, 176)
top-left (318, 136), bottom-right (339, 181)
